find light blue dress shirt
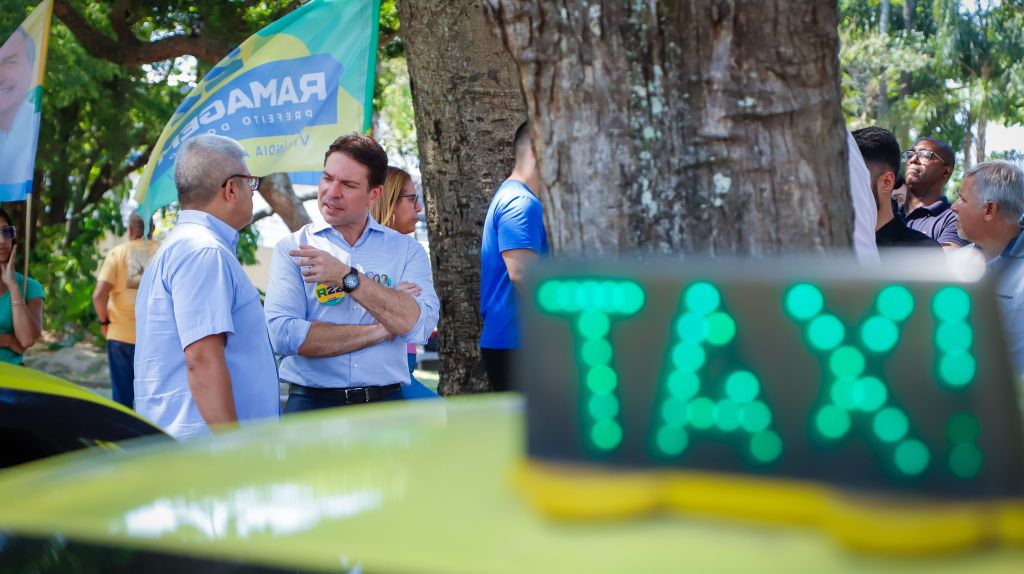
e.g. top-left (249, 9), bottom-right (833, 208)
top-left (264, 215), bottom-right (439, 388)
top-left (134, 210), bottom-right (279, 440)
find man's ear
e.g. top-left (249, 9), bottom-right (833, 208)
top-left (984, 201), bottom-right (999, 221)
top-left (368, 184), bottom-right (383, 205)
top-left (879, 171), bottom-right (896, 195)
top-left (222, 178), bottom-right (237, 203)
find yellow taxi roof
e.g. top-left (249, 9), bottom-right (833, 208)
top-left (0, 395), bottom-right (1018, 573)
top-left (0, 362), bottom-right (148, 423)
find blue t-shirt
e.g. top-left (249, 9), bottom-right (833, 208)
top-left (479, 179), bottom-right (548, 349)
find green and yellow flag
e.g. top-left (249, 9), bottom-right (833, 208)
top-left (0, 0), bottom-right (53, 201)
top-left (135, 0), bottom-right (380, 221)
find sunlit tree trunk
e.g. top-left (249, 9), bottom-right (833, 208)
top-left (397, 0), bottom-right (526, 393)
top-left (485, 0), bottom-right (851, 256)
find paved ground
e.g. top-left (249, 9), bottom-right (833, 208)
top-left (24, 334), bottom-right (111, 399)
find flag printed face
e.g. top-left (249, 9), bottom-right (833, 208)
top-left (0, 0), bottom-right (52, 201)
top-left (136, 0), bottom-right (381, 221)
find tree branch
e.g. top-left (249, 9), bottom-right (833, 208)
top-left (251, 188), bottom-right (317, 224)
top-left (378, 31), bottom-right (399, 50)
top-left (54, 0), bottom-right (236, 65)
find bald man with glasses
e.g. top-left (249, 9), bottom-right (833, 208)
top-left (900, 137), bottom-right (969, 250)
top-left (134, 134), bottom-right (279, 440)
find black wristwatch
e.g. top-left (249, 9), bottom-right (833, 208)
top-left (341, 267), bottom-right (360, 293)
top-left (99, 319), bottom-right (111, 326)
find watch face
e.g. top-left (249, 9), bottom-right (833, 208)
top-left (343, 272), bottom-right (359, 290)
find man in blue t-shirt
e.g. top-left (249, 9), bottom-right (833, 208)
top-left (479, 122), bottom-right (548, 391)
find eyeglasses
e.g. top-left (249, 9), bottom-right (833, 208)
top-left (0, 226), bottom-right (15, 240)
top-left (901, 149), bottom-right (950, 166)
top-left (221, 174), bottom-right (261, 191)
top-left (398, 193), bottom-right (421, 206)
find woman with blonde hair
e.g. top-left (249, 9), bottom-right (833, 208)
top-left (373, 167), bottom-right (437, 398)
top-left (371, 166), bottom-right (422, 235)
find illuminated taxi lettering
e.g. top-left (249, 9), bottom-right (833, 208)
top-left (650, 282), bottom-right (781, 463)
top-left (536, 279), bottom-right (645, 452)
top-left (534, 278), bottom-right (984, 478)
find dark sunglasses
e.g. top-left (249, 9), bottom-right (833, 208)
top-left (0, 226), bottom-right (16, 240)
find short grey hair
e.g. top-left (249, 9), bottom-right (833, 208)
top-left (962, 160), bottom-right (1024, 223)
top-left (174, 134), bottom-right (247, 208)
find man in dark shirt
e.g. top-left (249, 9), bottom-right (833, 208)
top-left (851, 127), bottom-right (941, 250)
top-left (900, 136), bottom-right (968, 250)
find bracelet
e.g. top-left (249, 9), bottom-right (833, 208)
top-left (11, 299), bottom-right (25, 307)
top-left (99, 319), bottom-right (111, 325)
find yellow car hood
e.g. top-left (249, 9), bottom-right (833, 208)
top-left (0, 395), bottom-right (1018, 573)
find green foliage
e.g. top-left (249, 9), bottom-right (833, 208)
top-left (29, 193), bottom-right (124, 338)
top-left (375, 56), bottom-right (417, 158)
top-left (0, 0), bottom-right (295, 341)
top-left (379, 0), bottom-right (403, 58)
top-left (840, 0), bottom-right (1024, 165)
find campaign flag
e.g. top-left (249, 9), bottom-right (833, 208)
top-left (0, 0), bottom-right (53, 201)
top-left (135, 0), bottom-right (380, 221)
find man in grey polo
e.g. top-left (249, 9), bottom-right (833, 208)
top-left (134, 134), bottom-right (279, 439)
top-left (264, 133), bottom-right (439, 412)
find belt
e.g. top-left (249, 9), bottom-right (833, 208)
top-left (287, 382), bottom-right (402, 405)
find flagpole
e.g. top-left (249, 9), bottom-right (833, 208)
top-left (21, 194), bottom-right (31, 298)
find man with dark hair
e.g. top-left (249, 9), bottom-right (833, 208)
top-left (901, 136), bottom-right (967, 249)
top-left (134, 134), bottom-right (279, 439)
top-left (852, 127), bottom-right (939, 250)
top-left (265, 133), bottom-right (439, 413)
top-left (479, 121), bottom-right (548, 391)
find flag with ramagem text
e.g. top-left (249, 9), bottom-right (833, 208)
top-left (135, 0), bottom-right (380, 221)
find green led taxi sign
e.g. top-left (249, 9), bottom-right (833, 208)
top-left (520, 258), bottom-right (1024, 504)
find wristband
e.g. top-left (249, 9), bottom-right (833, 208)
top-left (99, 319), bottom-right (111, 325)
top-left (11, 299), bottom-right (25, 306)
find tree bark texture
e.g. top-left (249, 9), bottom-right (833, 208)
top-left (397, 0), bottom-right (526, 394)
top-left (485, 0), bottom-right (851, 257)
top-left (257, 173), bottom-right (311, 232)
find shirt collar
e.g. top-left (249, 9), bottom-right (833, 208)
top-left (1000, 228), bottom-right (1024, 260)
top-left (311, 212), bottom-right (386, 243)
top-left (177, 210), bottom-right (240, 251)
top-left (905, 196), bottom-right (952, 216)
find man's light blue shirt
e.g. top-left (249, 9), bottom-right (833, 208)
top-left (134, 210), bottom-right (279, 440)
top-left (264, 215), bottom-right (439, 388)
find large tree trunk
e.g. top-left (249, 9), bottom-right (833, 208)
top-left (485, 1), bottom-right (850, 256)
top-left (257, 173), bottom-right (311, 232)
top-left (397, 0), bottom-right (526, 394)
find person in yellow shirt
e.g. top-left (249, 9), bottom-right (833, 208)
top-left (92, 213), bottom-right (159, 408)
